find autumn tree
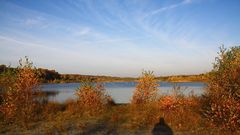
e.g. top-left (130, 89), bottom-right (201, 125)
top-left (131, 71), bottom-right (159, 104)
top-left (202, 46), bottom-right (240, 130)
top-left (75, 80), bottom-right (110, 116)
top-left (0, 57), bottom-right (41, 127)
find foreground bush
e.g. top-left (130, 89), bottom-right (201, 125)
top-left (0, 57), bottom-right (41, 127)
top-left (0, 66), bottom-right (17, 120)
top-left (203, 46), bottom-right (240, 130)
top-left (202, 94), bottom-right (240, 130)
top-left (75, 81), bottom-right (110, 116)
top-left (128, 71), bottom-right (160, 130)
top-left (131, 71), bottom-right (159, 104)
top-left (208, 46), bottom-right (240, 99)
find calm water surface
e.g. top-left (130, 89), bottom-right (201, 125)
top-left (41, 82), bottom-right (206, 103)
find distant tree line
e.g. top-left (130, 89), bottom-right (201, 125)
top-left (0, 64), bottom-right (206, 83)
top-left (155, 74), bottom-right (207, 82)
top-left (0, 65), bottom-right (61, 83)
top-left (37, 68), bottom-right (61, 82)
top-left (0, 65), bottom-right (138, 83)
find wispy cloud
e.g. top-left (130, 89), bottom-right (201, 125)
top-left (73, 27), bottom-right (91, 36)
top-left (143, 0), bottom-right (193, 18)
top-left (0, 35), bottom-right (60, 51)
top-left (23, 16), bottom-right (44, 27)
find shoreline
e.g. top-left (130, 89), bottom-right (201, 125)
top-left (41, 80), bottom-right (207, 84)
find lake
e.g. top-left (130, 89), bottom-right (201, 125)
top-left (41, 82), bottom-right (206, 104)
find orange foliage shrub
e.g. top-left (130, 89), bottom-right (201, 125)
top-left (131, 71), bottom-right (159, 104)
top-left (203, 46), bottom-right (240, 130)
top-left (158, 96), bottom-right (176, 110)
top-left (75, 82), bottom-right (109, 116)
top-left (202, 94), bottom-right (240, 130)
top-left (128, 71), bottom-right (160, 129)
top-left (158, 95), bottom-right (198, 111)
top-left (207, 46), bottom-right (240, 99)
top-left (0, 57), bottom-right (41, 126)
top-left (156, 95), bottom-right (202, 131)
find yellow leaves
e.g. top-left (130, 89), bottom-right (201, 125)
top-left (0, 57), bottom-right (40, 125)
top-left (131, 71), bottom-right (159, 104)
top-left (75, 83), bottom-right (109, 116)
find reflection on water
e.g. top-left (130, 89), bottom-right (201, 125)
top-left (41, 82), bottom-right (206, 104)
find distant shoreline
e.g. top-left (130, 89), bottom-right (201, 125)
top-left (0, 64), bottom-right (207, 84)
top-left (41, 80), bottom-right (207, 84)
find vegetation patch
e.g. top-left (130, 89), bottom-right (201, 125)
top-left (0, 46), bottom-right (240, 134)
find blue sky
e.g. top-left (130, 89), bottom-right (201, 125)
top-left (0, 0), bottom-right (240, 77)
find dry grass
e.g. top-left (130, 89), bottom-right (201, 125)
top-left (1, 95), bottom-right (239, 134)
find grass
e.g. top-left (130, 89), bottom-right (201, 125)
top-left (1, 96), bottom-right (239, 135)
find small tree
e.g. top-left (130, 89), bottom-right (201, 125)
top-left (203, 46), bottom-right (240, 130)
top-left (75, 81), bottom-right (109, 116)
top-left (0, 57), bottom-right (40, 126)
top-left (209, 46), bottom-right (240, 98)
top-left (131, 71), bottom-right (159, 104)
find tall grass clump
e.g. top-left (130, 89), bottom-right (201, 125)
top-left (202, 46), bottom-right (240, 130)
top-left (75, 81), bottom-right (111, 117)
top-left (0, 57), bottom-right (41, 127)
